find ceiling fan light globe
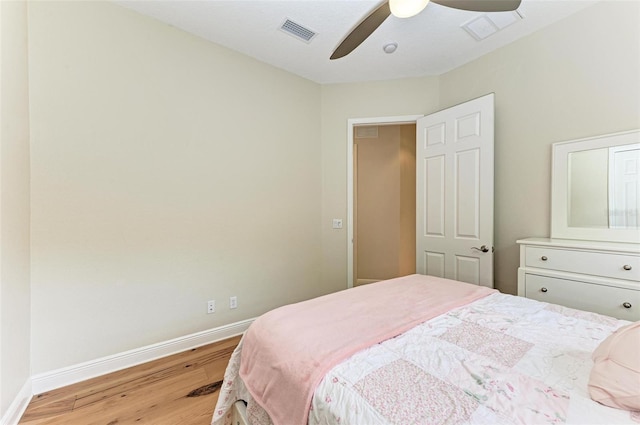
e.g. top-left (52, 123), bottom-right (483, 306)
top-left (389, 0), bottom-right (430, 18)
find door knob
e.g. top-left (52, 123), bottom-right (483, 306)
top-left (471, 245), bottom-right (491, 253)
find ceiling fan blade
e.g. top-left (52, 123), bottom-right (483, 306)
top-left (431, 0), bottom-right (521, 12)
top-left (330, 2), bottom-right (391, 60)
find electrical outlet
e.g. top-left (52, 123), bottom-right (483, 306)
top-left (207, 300), bottom-right (215, 314)
top-left (229, 296), bottom-right (238, 309)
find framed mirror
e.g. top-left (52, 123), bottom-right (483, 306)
top-left (551, 129), bottom-right (640, 243)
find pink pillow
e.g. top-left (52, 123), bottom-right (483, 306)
top-left (588, 321), bottom-right (640, 411)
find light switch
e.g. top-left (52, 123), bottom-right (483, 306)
top-left (332, 219), bottom-right (343, 229)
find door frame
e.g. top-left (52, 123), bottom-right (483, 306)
top-left (347, 114), bottom-right (424, 288)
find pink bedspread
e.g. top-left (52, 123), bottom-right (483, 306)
top-left (238, 274), bottom-right (495, 425)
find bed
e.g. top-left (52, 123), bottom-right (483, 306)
top-left (211, 274), bottom-right (639, 425)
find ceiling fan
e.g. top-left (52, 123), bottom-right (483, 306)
top-left (330, 0), bottom-right (522, 60)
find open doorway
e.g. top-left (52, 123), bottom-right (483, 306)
top-left (352, 122), bottom-right (417, 286)
top-left (347, 96), bottom-right (494, 289)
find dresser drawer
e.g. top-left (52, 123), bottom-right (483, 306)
top-left (525, 246), bottom-right (640, 281)
top-left (525, 274), bottom-right (640, 321)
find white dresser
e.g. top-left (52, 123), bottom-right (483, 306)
top-left (517, 238), bottom-right (640, 321)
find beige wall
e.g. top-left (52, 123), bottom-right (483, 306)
top-left (355, 124), bottom-right (415, 282)
top-left (0, 0), bottom-right (31, 416)
top-left (438, 1), bottom-right (640, 293)
top-left (356, 126), bottom-right (402, 281)
top-left (320, 1), bottom-right (640, 295)
top-left (29, 1), bottom-right (323, 374)
top-left (398, 125), bottom-right (416, 276)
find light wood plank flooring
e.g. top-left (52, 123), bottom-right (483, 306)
top-left (19, 335), bottom-right (242, 425)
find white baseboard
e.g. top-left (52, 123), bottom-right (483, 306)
top-left (31, 318), bottom-right (254, 395)
top-left (0, 379), bottom-right (32, 425)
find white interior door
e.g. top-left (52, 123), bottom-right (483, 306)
top-left (416, 94), bottom-right (494, 287)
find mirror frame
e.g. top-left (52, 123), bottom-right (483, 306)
top-left (551, 129), bottom-right (640, 243)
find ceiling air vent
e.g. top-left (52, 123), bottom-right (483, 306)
top-left (280, 18), bottom-right (317, 43)
top-left (461, 10), bottom-right (524, 41)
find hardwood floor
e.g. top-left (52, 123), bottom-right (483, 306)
top-left (19, 335), bottom-right (242, 425)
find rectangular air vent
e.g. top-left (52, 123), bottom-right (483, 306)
top-left (355, 126), bottom-right (379, 139)
top-left (280, 19), bottom-right (317, 43)
top-left (461, 10), bottom-right (524, 41)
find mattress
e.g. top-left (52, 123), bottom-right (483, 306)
top-left (213, 287), bottom-right (637, 424)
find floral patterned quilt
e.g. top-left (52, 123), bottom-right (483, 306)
top-left (213, 292), bottom-right (638, 425)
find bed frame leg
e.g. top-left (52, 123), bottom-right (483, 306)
top-left (232, 400), bottom-right (248, 425)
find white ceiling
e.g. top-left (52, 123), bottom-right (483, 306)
top-left (115, 0), bottom-right (599, 84)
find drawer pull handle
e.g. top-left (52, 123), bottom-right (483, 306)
top-left (623, 302), bottom-right (632, 309)
top-left (541, 256), bottom-right (548, 261)
top-left (540, 287), bottom-right (548, 293)
top-left (623, 265), bottom-right (632, 271)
